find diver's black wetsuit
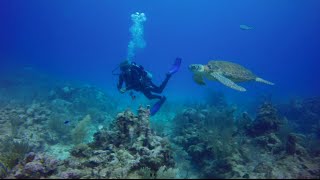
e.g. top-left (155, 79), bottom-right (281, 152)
top-left (117, 62), bottom-right (171, 100)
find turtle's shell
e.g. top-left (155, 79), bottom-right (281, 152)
top-left (207, 60), bottom-right (257, 82)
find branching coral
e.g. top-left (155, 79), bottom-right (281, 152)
top-left (0, 162), bottom-right (8, 179)
top-left (71, 115), bottom-right (91, 145)
top-left (0, 136), bottom-right (32, 171)
top-left (134, 166), bottom-right (177, 179)
top-left (136, 166), bottom-right (155, 179)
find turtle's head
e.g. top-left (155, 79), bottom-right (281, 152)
top-left (189, 64), bottom-right (205, 74)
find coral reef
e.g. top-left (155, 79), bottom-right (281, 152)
top-left (6, 107), bottom-right (175, 179)
top-left (0, 136), bottom-right (32, 172)
top-left (279, 97), bottom-right (320, 134)
top-left (49, 85), bottom-right (118, 117)
top-left (0, 83), bottom-right (118, 178)
top-left (88, 107), bottom-right (175, 174)
top-left (248, 102), bottom-right (282, 136)
top-left (171, 101), bottom-right (320, 179)
top-left (0, 102), bottom-right (51, 172)
top-left (8, 152), bottom-right (59, 179)
top-left (172, 105), bottom-right (238, 178)
top-left (1, 69), bottom-right (319, 179)
top-left (0, 102), bottom-right (53, 150)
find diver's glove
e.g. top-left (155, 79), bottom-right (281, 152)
top-left (120, 87), bottom-right (127, 94)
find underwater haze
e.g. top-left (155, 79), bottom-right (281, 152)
top-left (0, 0), bottom-right (320, 179)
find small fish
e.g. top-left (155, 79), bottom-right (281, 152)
top-left (64, 120), bottom-right (71, 125)
top-left (240, 24), bottom-right (253, 30)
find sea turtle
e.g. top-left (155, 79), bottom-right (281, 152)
top-left (188, 60), bottom-right (274, 92)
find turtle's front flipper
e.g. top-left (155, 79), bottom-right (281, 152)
top-left (255, 77), bottom-right (274, 85)
top-left (193, 74), bottom-right (206, 85)
top-left (211, 72), bottom-right (246, 92)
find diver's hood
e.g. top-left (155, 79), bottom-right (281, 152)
top-left (120, 60), bottom-right (131, 70)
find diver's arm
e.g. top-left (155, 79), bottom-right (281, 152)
top-left (117, 74), bottom-right (124, 91)
top-left (118, 75), bottom-right (129, 93)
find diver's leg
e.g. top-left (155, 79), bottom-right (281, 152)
top-left (143, 90), bottom-right (162, 100)
top-left (142, 87), bottom-right (167, 116)
top-left (150, 75), bottom-right (171, 94)
top-left (150, 96), bottom-right (166, 116)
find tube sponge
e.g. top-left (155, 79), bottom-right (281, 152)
top-left (127, 12), bottom-right (147, 61)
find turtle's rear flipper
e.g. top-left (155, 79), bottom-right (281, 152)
top-left (211, 72), bottom-right (246, 92)
top-left (255, 77), bottom-right (274, 85)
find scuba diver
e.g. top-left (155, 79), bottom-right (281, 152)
top-left (117, 57), bottom-right (182, 116)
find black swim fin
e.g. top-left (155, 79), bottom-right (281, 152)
top-left (150, 96), bottom-right (166, 116)
top-left (167, 57), bottom-right (182, 76)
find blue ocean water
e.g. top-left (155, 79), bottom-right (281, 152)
top-left (1, 1), bottom-right (320, 178)
top-left (1, 0), bottom-right (320, 102)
